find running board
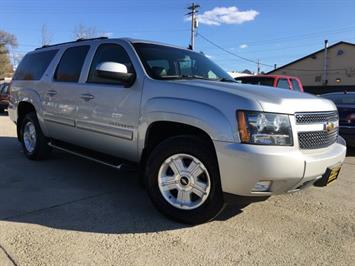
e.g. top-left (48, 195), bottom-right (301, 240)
top-left (48, 141), bottom-right (126, 170)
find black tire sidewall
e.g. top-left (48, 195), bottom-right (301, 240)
top-left (145, 136), bottom-right (224, 224)
top-left (20, 112), bottom-right (49, 160)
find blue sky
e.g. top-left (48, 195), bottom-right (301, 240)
top-left (1, 0), bottom-right (355, 73)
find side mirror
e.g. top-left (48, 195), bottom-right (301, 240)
top-left (95, 62), bottom-right (135, 86)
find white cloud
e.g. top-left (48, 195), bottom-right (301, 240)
top-left (197, 6), bottom-right (259, 26)
top-left (240, 44), bottom-right (248, 49)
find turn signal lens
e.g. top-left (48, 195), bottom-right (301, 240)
top-left (237, 111), bottom-right (250, 142)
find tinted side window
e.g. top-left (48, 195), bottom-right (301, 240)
top-left (54, 46), bottom-right (90, 82)
top-left (291, 79), bottom-right (301, 91)
top-left (256, 78), bottom-right (274, 86)
top-left (13, 50), bottom-right (58, 80)
top-left (88, 43), bottom-right (134, 84)
top-left (277, 79), bottom-right (290, 89)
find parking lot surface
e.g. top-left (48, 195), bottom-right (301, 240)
top-left (0, 113), bottom-right (354, 266)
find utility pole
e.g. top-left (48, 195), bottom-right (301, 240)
top-left (187, 3), bottom-right (200, 50)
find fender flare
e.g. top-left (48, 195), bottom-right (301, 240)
top-left (16, 88), bottom-right (49, 136)
top-left (138, 97), bottom-right (236, 155)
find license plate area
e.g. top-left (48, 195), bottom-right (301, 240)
top-left (314, 164), bottom-right (341, 187)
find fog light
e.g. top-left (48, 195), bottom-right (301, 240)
top-left (252, 181), bottom-right (272, 192)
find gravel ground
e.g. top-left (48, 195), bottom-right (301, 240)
top-left (0, 113), bottom-right (354, 266)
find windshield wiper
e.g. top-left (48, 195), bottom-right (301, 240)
top-left (156, 75), bottom-right (236, 82)
top-left (182, 75), bottom-right (212, 80)
top-left (217, 78), bottom-right (237, 83)
top-left (157, 75), bottom-right (211, 81)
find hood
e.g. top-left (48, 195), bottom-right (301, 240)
top-left (169, 80), bottom-right (336, 114)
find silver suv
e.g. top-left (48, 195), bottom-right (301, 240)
top-left (9, 37), bottom-right (346, 224)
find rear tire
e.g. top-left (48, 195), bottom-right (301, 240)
top-left (20, 112), bottom-right (51, 160)
top-left (145, 135), bottom-right (224, 224)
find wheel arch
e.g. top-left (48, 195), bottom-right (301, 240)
top-left (140, 120), bottom-right (219, 170)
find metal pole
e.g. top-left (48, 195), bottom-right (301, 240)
top-left (257, 59), bottom-right (260, 74)
top-left (323, 40), bottom-right (328, 86)
top-left (187, 3), bottom-right (199, 50)
top-left (191, 6), bottom-right (195, 50)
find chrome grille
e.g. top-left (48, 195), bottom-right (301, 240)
top-left (298, 130), bottom-right (338, 149)
top-left (296, 111), bottom-right (339, 149)
top-left (295, 111), bottom-right (338, 124)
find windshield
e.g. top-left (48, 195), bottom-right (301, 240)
top-left (133, 43), bottom-right (235, 82)
top-left (236, 77), bottom-right (274, 87)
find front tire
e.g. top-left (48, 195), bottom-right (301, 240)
top-left (145, 136), bottom-right (224, 224)
top-left (20, 112), bottom-right (51, 160)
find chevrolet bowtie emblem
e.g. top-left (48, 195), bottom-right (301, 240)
top-left (324, 121), bottom-right (335, 132)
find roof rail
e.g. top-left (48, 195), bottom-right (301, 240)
top-left (35, 36), bottom-right (109, 50)
top-left (75, 36), bottom-right (108, 42)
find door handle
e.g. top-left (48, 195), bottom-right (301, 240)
top-left (47, 90), bottom-right (57, 97)
top-left (80, 93), bottom-right (95, 101)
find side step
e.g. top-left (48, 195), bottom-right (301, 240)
top-left (48, 141), bottom-right (131, 170)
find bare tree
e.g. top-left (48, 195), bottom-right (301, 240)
top-left (0, 30), bottom-right (18, 78)
top-left (73, 24), bottom-right (97, 40)
top-left (41, 24), bottom-right (52, 46)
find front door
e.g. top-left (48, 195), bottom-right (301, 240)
top-left (75, 42), bottom-right (142, 161)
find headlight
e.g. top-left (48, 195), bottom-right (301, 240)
top-left (237, 111), bottom-right (293, 145)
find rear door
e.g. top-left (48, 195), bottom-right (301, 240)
top-left (43, 45), bottom-right (91, 143)
top-left (74, 42), bottom-right (142, 161)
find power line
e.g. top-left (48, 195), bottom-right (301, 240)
top-left (197, 32), bottom-right (274, 67)
top-left (197, 32), bottom-right (351, 73)
top-left (242, 26), bottom-right (355, 46)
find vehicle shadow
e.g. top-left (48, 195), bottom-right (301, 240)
top-left (0, 136), bottom-right (262, 234)
top-left (0, 111), bottom-right (8, 116)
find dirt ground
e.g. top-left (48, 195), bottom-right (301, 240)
top-left (0, 113), bottom-right (354, 265)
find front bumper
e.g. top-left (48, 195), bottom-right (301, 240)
top-left (214, 139), bottom-right (346, 196)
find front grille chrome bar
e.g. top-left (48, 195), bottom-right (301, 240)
top-left (295, 111), bottom-right (338, 124)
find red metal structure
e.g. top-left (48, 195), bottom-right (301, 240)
top-left (235, 75), bottom-right (304, 92)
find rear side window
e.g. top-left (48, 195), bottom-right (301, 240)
top-left (277, 79), bottom-right (290, 89)
top-left (291, 79), bottom-right (302, 91)
top-left (55, 45), bottom-right (90, 82)
top-left (13, 50), bottom-right (58, 80)
top-left (87, 43), bottom-right (134, 84)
